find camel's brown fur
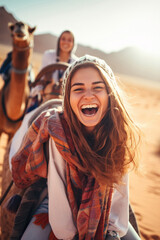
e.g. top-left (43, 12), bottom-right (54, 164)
top-left (0, 21), bottom-right (36, 140)
top-left (1, 141), bottom-right (21, 240)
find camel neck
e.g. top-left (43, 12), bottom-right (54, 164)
top-left (13, 43), bottom-right (33, 51)
top-left (12, 47), bottom-right (31, 70)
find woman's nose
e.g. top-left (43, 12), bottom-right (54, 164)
top-left (84, 89), bottom-right (94, 99)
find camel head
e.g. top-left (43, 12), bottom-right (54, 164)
top-left (8, 21), bottom-right (36, 44)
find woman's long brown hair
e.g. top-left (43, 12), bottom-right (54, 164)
top-left (63, 63), bottom-right (140, 186)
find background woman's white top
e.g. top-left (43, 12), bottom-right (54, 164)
top-left (41, 49), bottom-right (78, 83)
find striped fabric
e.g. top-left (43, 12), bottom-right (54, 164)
top-left (12, 109), bottom-right (113, 239)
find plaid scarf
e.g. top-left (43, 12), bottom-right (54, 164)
top-left (12, 109), bottom-right (113, 239)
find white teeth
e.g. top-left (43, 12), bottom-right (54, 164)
top-left (81, 104), bottom-right (97, 109)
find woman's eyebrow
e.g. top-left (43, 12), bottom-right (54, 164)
top-left (92, 81), bottom-right (105, 85)
top-left (71, 81), bottom-right (105, 88)
top-left (71, 83), bottom-right (84, 88)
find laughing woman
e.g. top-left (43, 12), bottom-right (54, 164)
top-left (11, 55), bottom-right (141, 240)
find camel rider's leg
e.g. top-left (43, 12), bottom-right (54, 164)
top-left (121, 222), bottom-right (141, 240)
top-left (21, 197), bottom-right (51, 240)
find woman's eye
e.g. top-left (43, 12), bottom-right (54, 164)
top-left (73, 88), bottom-right (84, 92)
top-left (94, 86), bottom-right (103, 90)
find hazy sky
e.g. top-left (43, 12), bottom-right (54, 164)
top-left (1, 0), bottom-right (160, 54)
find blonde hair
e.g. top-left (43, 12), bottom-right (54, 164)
top-left (63, 56), bottom-right (140, 186)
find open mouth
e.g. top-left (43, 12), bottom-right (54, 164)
top-left (81, 104), bottom-right (98, 116)
top-left (15, 32), bottom-right (26, 39)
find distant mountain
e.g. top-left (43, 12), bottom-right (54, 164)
top-left (106, 47), bottom-right (160, 82)
top-left (0, 6), bottom-right (17, 45)
top-left (0, 6), bottom-right (160, 82)
top-left (34, 33), bottom-right (58, 53)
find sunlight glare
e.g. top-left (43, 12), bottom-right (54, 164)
top-left (137, 39), bottom-right (160, 56)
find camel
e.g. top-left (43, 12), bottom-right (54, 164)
top-left (0, 21), bottom-right (36, 140)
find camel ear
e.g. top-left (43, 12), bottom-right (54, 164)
top-left (28, 26), bottom-right (36, 34)
top-left (8, 22), bottom-right (15, 32)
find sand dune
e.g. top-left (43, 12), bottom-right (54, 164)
top-left (120, 77), bottom-right (160, 239)
top-left (0, 45), bottom-right (160, 239)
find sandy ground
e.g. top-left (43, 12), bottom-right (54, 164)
top-left (0, 44), bottom-right (160, 239)
top-left (119, 76), bottom-right (160, 240)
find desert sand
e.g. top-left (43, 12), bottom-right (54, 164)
top-left (0, 44), bottom-right (160, 239)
